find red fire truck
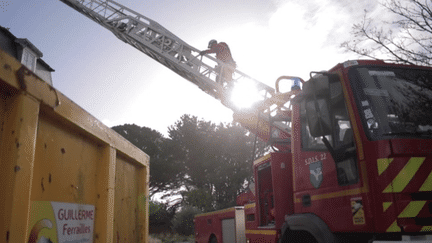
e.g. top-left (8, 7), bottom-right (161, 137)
top-left (59, 1), bottom-right (432, 242)
top-left (195, 60), bottom-right (432, 243)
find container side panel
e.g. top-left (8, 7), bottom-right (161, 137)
top-left (31, 114), bottom-right (100, 204)
top-left (114, 156), bottom-right (142, 242)
top-left (138, 160), bottom-right (149, 243)
top-left (0, 84), bottom-right (6, 170)
top-left (94, 146), bottom-right (116, 243)
top-left (0, 93), bottom-right (40, 242)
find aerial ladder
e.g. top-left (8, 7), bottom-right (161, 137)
top-left (59, 0), bottom-right (302, 149)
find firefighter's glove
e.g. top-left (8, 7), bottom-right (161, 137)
top-left (199, 51), bottom-right (207, 56)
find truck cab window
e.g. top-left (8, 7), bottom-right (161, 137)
top-left (301, 84), bottom-right (359, 186)
top-left (333, 101), bottom-right (354, 148)
top-left (349, 67), bottom-right (432, 140)
top-left (300, 101), bottom-right (332, 151)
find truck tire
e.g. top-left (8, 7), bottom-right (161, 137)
top-left (280, 214), bottom-right (334, 243)
top-left (280, 228), bottom-right (318, 243)
top-left (209, 235), bottom-right (218, 243)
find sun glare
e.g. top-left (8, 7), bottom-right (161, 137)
top-left (230, 79), bottom-right (261, 109)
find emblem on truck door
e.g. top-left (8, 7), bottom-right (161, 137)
top-left (309, 161), bottom-right (323, 189)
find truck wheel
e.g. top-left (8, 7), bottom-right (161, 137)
top-left (280, 229), bottom-right (318, 243)
top-left (209, 235), bottom-right (218, 243)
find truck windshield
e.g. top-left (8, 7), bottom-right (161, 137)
top-left (349, 66), bottom-right (432, 140)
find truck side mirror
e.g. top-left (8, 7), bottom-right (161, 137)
top-left (306, 98), bottom-right (332, 137)
top-left (302, 74), bottom-right (329, 97)
top-left (302, 73), bottom-right (338, 137)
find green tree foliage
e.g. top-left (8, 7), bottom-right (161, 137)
top-left (168, 115), bottom-right (267, 211)
top-left (112, 124), bottom-right (184, 197)
top-left (181, 188), bottom-right (214, 212)
top-left (342, 0), bottom-right (432, 65)
top-left (113, 115), bottom-right (268, 212)
top-left (148, 200), bottom-right (177, 234)
top-left (172, 206), bottom-right (202, 236)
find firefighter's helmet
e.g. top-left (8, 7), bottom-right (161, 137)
top-left (208, 39), bottom-right (217, 48)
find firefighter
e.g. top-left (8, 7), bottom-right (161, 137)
top-left (199, 39), bottom-right (237, 87)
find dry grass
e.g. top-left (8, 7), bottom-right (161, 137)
top-left (150, 233), bottom-right (194, 243)
top-left (149, 236), bottom-right (162, 243)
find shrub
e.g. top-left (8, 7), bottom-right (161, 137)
top-left (172, 206), bottom-right (201, 236)
top-left (149, 201), bottom-right (176, 234)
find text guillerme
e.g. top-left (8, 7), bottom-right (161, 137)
top-left (57, 208), bottom-right (94, 235)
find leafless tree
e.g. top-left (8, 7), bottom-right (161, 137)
top-left (341, 0), bottom-right (432, 66)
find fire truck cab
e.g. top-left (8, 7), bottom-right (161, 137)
top-left (196, 60), bottom-right (432, 243)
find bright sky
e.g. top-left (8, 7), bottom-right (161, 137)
top-left (1, 0), bottom-right (385, 136)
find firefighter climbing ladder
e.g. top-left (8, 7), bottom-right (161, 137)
top-left (60, 0), bottom-right (298, 146)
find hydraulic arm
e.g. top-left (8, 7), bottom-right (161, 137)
top-left (59, 0), bottom-right (299, 146)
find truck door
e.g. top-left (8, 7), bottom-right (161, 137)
top-left (256, 158), bottom-right (275, 227)
top-left (222, 218), bottom-right (235, 242)
top-left (293, 73), bottom-right (361, 231)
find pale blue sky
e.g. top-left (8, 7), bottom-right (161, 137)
top-left (1, 0), bottom-right (383, 136)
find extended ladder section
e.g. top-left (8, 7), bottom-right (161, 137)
top-left (59, 0), bottom-right (299, 147)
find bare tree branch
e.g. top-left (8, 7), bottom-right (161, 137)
top-left (342, 0), bottom-right (432, 66)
